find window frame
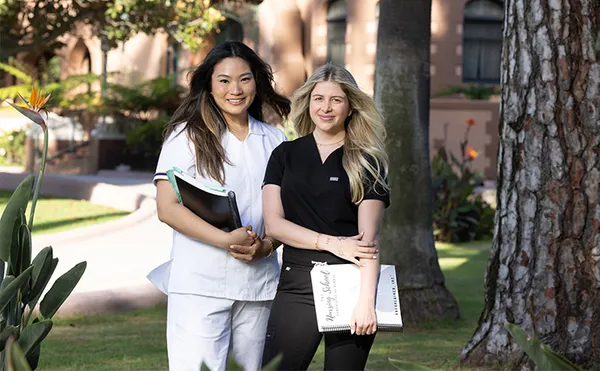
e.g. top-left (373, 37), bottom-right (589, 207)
top-left (462, 0), bottom-right (504, 84)
top-left (326, 0), bottom-right (347, 66)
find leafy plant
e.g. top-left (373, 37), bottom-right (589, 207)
top-left (387, 323), bottom-right (582, 371)
top-left (504, 323), bottom-right (582, 371)
top-left (0, 130), bottom-right (26, 167)
top-left (434, 84), bottom-right (500, 100)
top-left (431, 119), bottom-right (494, 243)
top-left (123, 115), bottom-right (168, 171)
top-left (0, 58), bottom-right (99, 110)
top-left (104, 76), bottom-right (185, 120)
top-left (0, 87), bottom-right (86, 369)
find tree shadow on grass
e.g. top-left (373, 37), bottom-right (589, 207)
top-left (32, 212), bottom-right (129, 234)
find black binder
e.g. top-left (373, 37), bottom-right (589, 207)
top-left (166, 167), bottom-right (242, 232)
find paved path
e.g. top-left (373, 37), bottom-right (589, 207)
top-left (1, 168), bottom-right (172, 316)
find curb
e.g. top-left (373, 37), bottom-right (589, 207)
top-left (33, 196), bottom-right (157, 247)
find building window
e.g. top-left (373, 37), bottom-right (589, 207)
top-left (166, 42), bottom-right (179, 76)
top-left (463, 0), bottom-right (503, 83)
top-left (214, 17), bottom-right (244, 45)
top-left (327, 0), bottom-right (347, 66)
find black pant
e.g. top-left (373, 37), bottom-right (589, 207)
top-left (262, 263), bottom-right (375, 370)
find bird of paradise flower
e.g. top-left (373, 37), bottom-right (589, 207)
top-left (6, 87), bottom-right (52, 231)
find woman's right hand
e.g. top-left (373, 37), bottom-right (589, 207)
top-left (320, 232), bottom-right (378, 266)
top-left (226, 226), bottom-right (257, 248)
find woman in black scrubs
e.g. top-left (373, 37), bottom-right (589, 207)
top-left (261, 63), bottom-right (390, 370)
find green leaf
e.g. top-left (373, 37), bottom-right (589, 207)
top-left (0, 325), bottom-right (19, 351)
top-left (388, 358), bottom-right (435, 371)
top-left (0, 176), bottom-right (34, 262)
top-left (0, 267), bottom-right (33, 314)
top-left (40, 262), bottom-right (86, 319)
top-left (27, 248), bottom-right (55, 306)
top-left (261, 355), bottom-right (282, 371)
top-left (25, 344), bottom-right (40, 370)
top-left (504, 322), bottom-right (582, 371)
top-left (5, 337), bottom-right (32, 371)
top-left (17, 319), bottom-right (52, 356)
top-left (9, 209), bottom-right (25, 275)
top-left (0, 62), bottom-right (32, 84)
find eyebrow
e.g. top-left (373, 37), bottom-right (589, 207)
top-left (216, 72), bottom-right (253, 78)
top-left (312, 94), bottom-right (346, 99)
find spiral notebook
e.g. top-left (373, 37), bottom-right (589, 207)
top-left (166, 167), bottom-right (242, 232)
top-left (310, 264), bottom-right (403, 333)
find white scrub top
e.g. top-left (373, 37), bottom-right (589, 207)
top-left (148, 115), bottom-right (287, 301)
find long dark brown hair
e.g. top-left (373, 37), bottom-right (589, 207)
top-left (165, 41), bottom-right (290, 184)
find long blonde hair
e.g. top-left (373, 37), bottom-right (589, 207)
top-left (291, 64), bottom-right (389, 203)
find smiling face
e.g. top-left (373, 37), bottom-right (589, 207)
top-left (210, 57), bottom-right (256, 123)
top-left (309, 81), bottom-right (351, 136)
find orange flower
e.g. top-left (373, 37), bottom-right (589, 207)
top-left (7, 86), bottom-right (51, 129)
top-left (466, 118), bottom-right (476, 126)
top-left (27, 86), bottom-right (51, 112)
top-left (466, 147), bottom-right (478, 159)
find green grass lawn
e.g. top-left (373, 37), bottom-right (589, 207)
top-left (37, 240), bottom-right (490, 370)
top-left (0, 191), bottom-right (129, 235)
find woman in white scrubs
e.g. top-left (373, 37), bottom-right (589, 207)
top-left (148, 41), bottom-right (290, 371)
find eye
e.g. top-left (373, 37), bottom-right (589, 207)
top-left (313, 96), bottom-right (323, 101)
top-left (241, 77), bottom-right (251, 82)
top-left (333, 98), bottom-right (342, 103)
top-left (219, 79), bottom-right (229, 84)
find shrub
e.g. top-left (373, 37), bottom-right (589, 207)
top-left (0, 129), bottom-right (26, 166)
top-left (123, 116), bottom-right (167, 171)
top-left (431, 118), bottom-right (495, 243)
top-left (434, 84), bottom-right (500, 100)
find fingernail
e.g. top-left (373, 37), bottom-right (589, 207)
top-left (373, 255), bottom-right (377, 259)
top-left (230, 245), bottom-right (234, 249)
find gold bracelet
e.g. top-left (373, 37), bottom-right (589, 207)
top-left (264, 237), bottom-right (275, 257)
top-left (315, 233), bottom-right (321, 251)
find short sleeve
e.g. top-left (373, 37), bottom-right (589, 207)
top-left (262, 143), bottom-right (285, 188)
top-left (153, 125), bottom-right (195, 185)
top-left (363, 159), bottom-right (390, 208)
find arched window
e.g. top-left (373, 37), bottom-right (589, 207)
top-left (327, 0), bottom-right (347, 66)
top-left (463, 0), bottom-right (503, 83)
top-left (214, 17), bottom-right (244, 45)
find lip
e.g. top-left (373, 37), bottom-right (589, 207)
top-left (227, 98), bottom-right (246, 105)
top-left (318, 115), bottom-right (335, 121)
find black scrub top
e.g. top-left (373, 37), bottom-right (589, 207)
top-left (263, 134), bottom-right (390, 267)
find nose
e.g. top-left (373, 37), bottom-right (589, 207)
top-left (323, 101), bottom-right (332, 112)
top-left (230, 82), bottom-right (242, 95)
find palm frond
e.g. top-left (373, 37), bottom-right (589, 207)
top-left (0, 62), bottom-right (32, 84)
top-left (0, 84), bottom-right (29, 101)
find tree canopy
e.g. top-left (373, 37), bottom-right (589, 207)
top-left (0, 0), bottom-right (259, 58)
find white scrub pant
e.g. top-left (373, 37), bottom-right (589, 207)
top-left (166, 293), bottom-right (272, 371)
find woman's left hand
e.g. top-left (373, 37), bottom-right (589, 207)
top-left (350, 301), bottom-right (377, 336)
top-left (229, 237), bottom-right (270, 263)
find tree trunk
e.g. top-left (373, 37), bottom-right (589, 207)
top-left (374, 0), bottom-right (460, 324)
top-left (461, 0), bottom-right (600, 368)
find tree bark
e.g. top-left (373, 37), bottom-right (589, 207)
top-left (374, 0), bottom-right (460, 324)
top-left (461, 0), bottom-right (600, 368)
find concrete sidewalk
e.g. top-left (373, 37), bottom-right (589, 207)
top-left (1, 169), bottom-right (172, 316)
